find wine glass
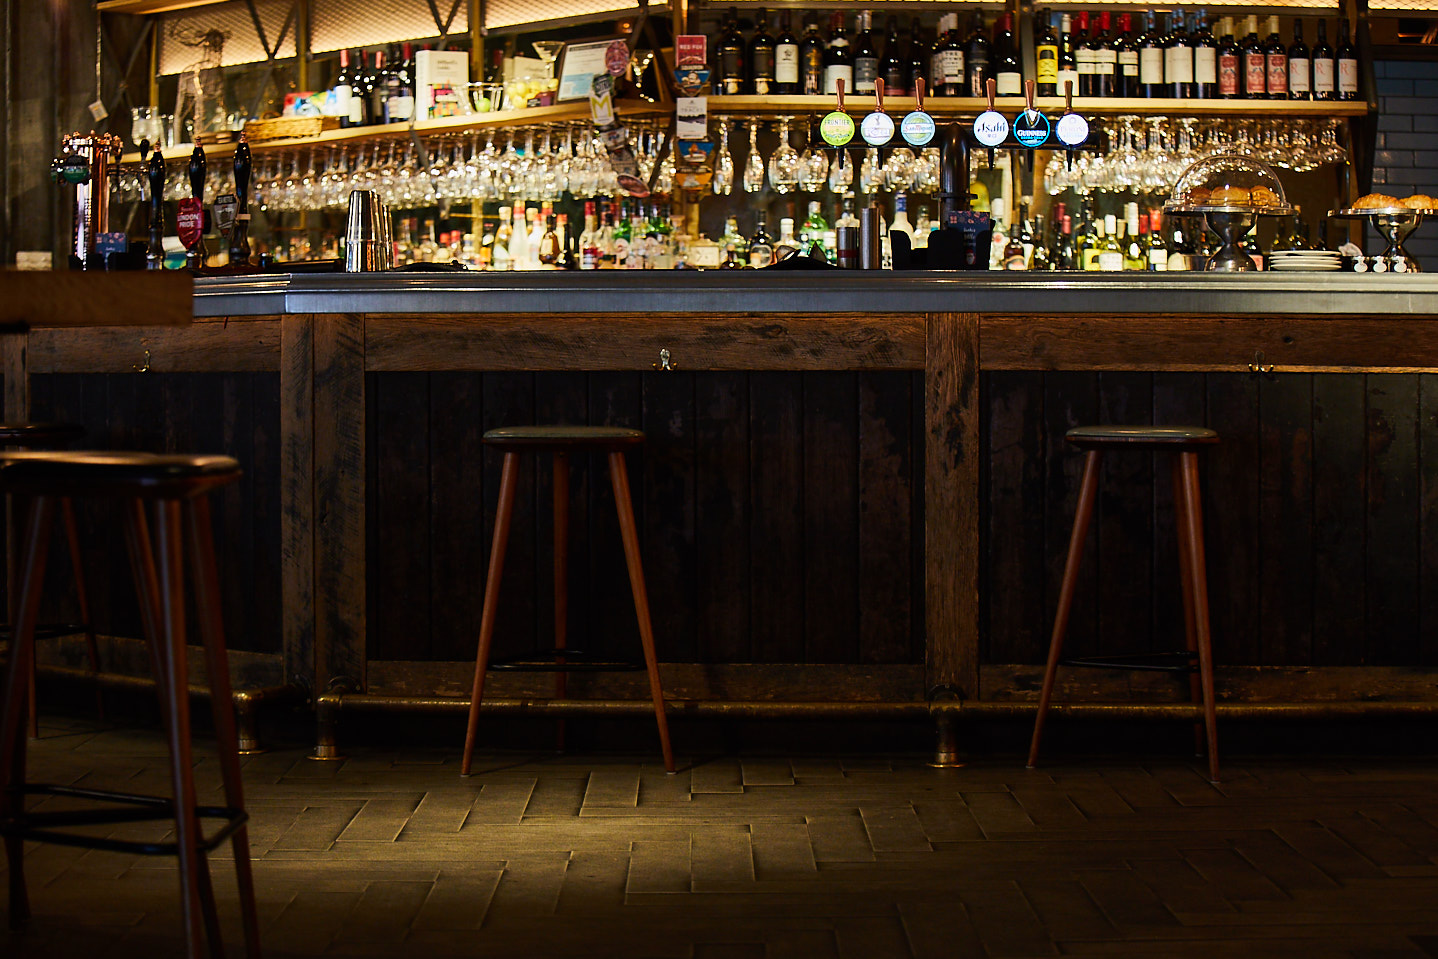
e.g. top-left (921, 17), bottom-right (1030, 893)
top-left (768, 116), bottom-right (800, 194)
top-left (714, 119), bottom-right (734, 196)
top-left (859, 147), bottom-right (883, 194)
top-left (798, 120), bottom-right (829, 193)
top-left (743, 121), bottom-right (765, 193)
top-left (829, 148), bottom-right (854, 193)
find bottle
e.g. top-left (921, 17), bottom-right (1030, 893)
top-left (1192, 12), bottom-right (1217, 98)
top-left (836, 194), bottom-right (860, 269)
top-left (905, 18), bottom-right (929, 97)
top-left (579, 201), bottom-right (600, 270)
top-left (367, 49), bottom-right (389, 124)
top-left (1035, 9), bottom-right (1059, 97)
top-left (1057, 14), bottom-right (1080, 99)
top-left (993, 14), bottom-right (1022, 97)
top-left (1002, 221), bottom-right (1028, 270)
top-left (1265, 16), bottom-right (1288, 99)
top-left (928, 14), bottom-right (951, 95)
top-left (938, 15), bottom-right (967, 97)
top-left (1145, 209), bottom-right (1168, 270)
top-left (418, 218), bottom-right (438, 262)
top-left (332, 49), bottom-right (355, 127)
top-left (852, 11), bottom-right (879, 94)
top-left (1337, 19), bottom-right (1358, 100)
top-left (1217, 17), bottom-right (1240, 98)
top-left (1166, 9), bottom-right (1193, 99)
top-left (912, 206), bottom-right (932, 250)
top-left (881, 16), bottom-right (907, 94)
top-left (1080, 214), bottom-right (1101, 271)
top-left (1124, 204), bottom-right (1146, 270)
top-left (750, 8), bottom-right (776, 95)
top-left (774, 11), bottom-right (800, 94)
top-left (1098, 214), bottom-right (1124, 272)
top-left (775, 217), bottom-right (800, 259)
top-left (509, 202), bottom-right (529, 270)
top-left (1074, 12), bottom-right (1094, 97)
top-left (1139, 12), bottom-right (1166, 100)
top-left (717, 8), bottom-right (746, 95)
top-left (823, 12), bottom-right (853, 96)
top-left (528, 204), bottom-right (546, 261)
top-left (800, 20), bottom-right (826, 95)
top-left (1114, 14), bottom-right (1139, 98)
top-left (891, 192), bottom-right (914, 246)
top-left (750, 210), bottom-right (775, 268)
top-left (537, 216), bottom-right (561, 268)
top-left (1090, 12), bottom-right (1116, 98)
top-left (1242, 16), bottom-right (1266, 99)
top-left (597, 210), bottom-right (617, 268)
top-left (1312, 19), bottom-right (1335, 100)
top-left (719, 244), bottom-right (744, 269)
top-left (492, 206), bottom-right (512, 271)
top-left (720, 215), bottom-right (749, 263)
top-left (1055, 215), bottom-right (1075, 270)
top-left (965, 11), bottom-right (990, 97)
top-left (1288, 20), bottom-right (1311, 100)
top-left (385, 43), bottom-right (415, 123)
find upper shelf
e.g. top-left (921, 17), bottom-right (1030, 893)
top-left (706, 95), bottom-right (1372, 120)
top-left (97, 0), bottom-right (230, 14)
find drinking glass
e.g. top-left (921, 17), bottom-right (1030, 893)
top-left (714, 120), bottom-right (734, 195)
top-left (768, 117), bottom-right (800, 194)
top-left (743, 121), bottom-right (765, 193)
top-left (828, 148), bottom-right (854, 193)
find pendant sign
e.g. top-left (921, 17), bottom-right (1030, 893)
top-left (860, 111), bottom-right (894, 146)
top-left (1013, 110), bottom-right (1051, 148)
top-left (972, 110), bottom-right (1009, 148)
top-left (605, 40), bottom-right (632, 76)
top-left (1056, 112), bottom-right (1090, 147)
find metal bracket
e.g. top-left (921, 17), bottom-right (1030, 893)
top-left (1248, 350), bottom-right (1276, 375)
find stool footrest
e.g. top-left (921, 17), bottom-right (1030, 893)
top-left (0, 622), bottom-right (92, 642)
top-left (489, 648), bottom-right (644, 673)
top-left (1, 783), bottom-right (247, 856)
top-left (1061, 651), bottom-right (1197, 674)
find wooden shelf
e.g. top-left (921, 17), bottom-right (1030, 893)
top-left (706, 94), bottom-right (1371, 119)
top-left (97, 0), bottom-right (232, 15)
top-left (118, 99), bottom-right (670, 164)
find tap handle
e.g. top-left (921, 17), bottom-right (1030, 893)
top-left (147, 148), bottom-right (166, 268)
top-left (986, 77), bottom-right (997, 111)
top-left (1064, 80), bottom-right (1075, 113)
top-left (234, 137), bottom-right (251, 210)
top-left (147, 148), bottom-right (166, 209)
top-left (1025, 79), bottom-right (1036, 115)
top-left (914, 77), bottom-right (925, 112)
top-left (835, 77), bottom-right (845, 113)
top-left (874, 77), bottom-right (885, 113)
top-left (188, 144), bottom-right (207, 201)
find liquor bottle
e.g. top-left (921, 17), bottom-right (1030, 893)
top-left (717, 8), bottom-right (746, 95)
top-left (776, 217), bottom-right (800, 260)
top-left (1073, 12), bottom-right (1094, 97)
top-left (1055, 215), bottom-right (1075, 270)
top-left (509, 202), bottom-right (530, 271)
top-left (750, 8), bottom-right (776, 95)
top-left (492, 206), bottom-right (512, 271)
top-left (928, 14), bottom-right (949, 95)
top-left (852, 11), bottom-right (879, 94)
top-left (1265, 16), bottom-right (1288, 99)
top-left (774, 11), bottom-right (800, 94)
top-left (1166, 9), bottom-right (1193, 99)
top-left (1124, 204), bottom-right (1146, 270)
top-left (1098, 214), bottom-right (1124, 272)
top-left (1242, 16), bottom-right (1266, 99)
top-left (384, 42), bottom-right (415, 123)
top-left (598, 209), bottom-right (617, 268)
top-left (905, 18), bottom-right (930, 98)
top-left (1145, 209), bottom-right (1168, 270)
top-left (800, 20), bottom-right (826, 95)
top-left (1018, 209), bottom-right (1036, 267)
top-left (537, 216), bottom-right (561, 268)
top-left (1217, 17), bottom-right (1240, 99)
top-left (749, 211), bottom-right (775, 267)
top-left (1090, 12), bottom-right (1116, 98)
top-left (912, 206), bottom-right (932, 250)
top-left (1139, 12), bottom-right (1166, 100)
top-left (880, 16), bottom-right (907, 94)
top-left (1337, 19), bottom-right (1359, 100)
top-left (823, 12), bottom-right (854, 96)
top-left (1288, 20), bottom-right (1311, 100)
top-left (1192, 12), bottom-right (1217, 98)
top-left (801, 200), bottom-right (830, 251)
top-left (333, 49), bottom-right (355, 127)
top-left (1035, 9), bottom-right (1059, 97)
top-left (965, 11), bottom-right (991, 97)
top-left (891, 193), bottom-right (914, 245)
top-left (1114, 14), bottom-right (1139, 98)
top-left (1312, 19), bottom-right (1335, 100)
top-left (579, 202), bottom-right (600, 270)
top-left (720, 215), bottom-right (749, 263)
top-left (938, 15), bottom-right (967, 97)
top-left (368, 49), bottom-right (389, 124)
top-left (1057, 13), bottom-right (1080, 99)
top-left (1079, 212), bottom-right (1101, 270)
top-left (1002, 222), bottom-right (1028, 270)
top-left (994, 14), bottom-right (1022, 96)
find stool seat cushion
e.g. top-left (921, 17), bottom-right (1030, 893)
top-left (0, 422), bottom-right (85, 446)
top-left (483, 426), bottom-right (645, 449)
top-left (1066, 425), bottom-right (1219, 449)
top-left (0, 451), bottom-right (241, 495)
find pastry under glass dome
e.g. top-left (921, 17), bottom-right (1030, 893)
top-left (1164, 154), bottom-right (1292, 271)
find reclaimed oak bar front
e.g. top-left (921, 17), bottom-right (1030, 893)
top-left (10, 272), bottom-right (1438, 756)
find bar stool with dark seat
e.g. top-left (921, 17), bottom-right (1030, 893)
top-left (0, 451), bottom-right (260, 959)
top-left (461, 426), bottom-right (675, 776)
top-left (1026, 425), bottom-right (1222, 783)
top-left (0, 423), bottom-right (99, 737)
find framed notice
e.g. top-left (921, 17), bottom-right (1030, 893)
top-left (557, 39), bottom-right (623, 102)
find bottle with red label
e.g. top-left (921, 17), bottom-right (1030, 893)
top-left (1241, 15), bottom-right (1266, 99)
top-left (1336, 19), bottom-right (1359, 100)
top-left (1217, 17), bottom-right (1240, 99)
top-left (1312, 19), bottom-right (1335, 100)
top-left (1264, 16), bottom-right (1288, 98)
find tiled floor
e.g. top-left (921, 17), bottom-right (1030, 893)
top-left (4, 716), bottom-right (1438, 957)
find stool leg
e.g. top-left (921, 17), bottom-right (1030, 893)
top-left (1028, 449), bottom-right (1103, 770)
top-left (462, 452), bottom-right (520, 777)
top-left (123, 501), bottom-right (171, 731)
top-left (1171, 457), bottom-right (1205, 758)
top-left (552, 451), bottom-right (569, 753)
top-left (608, 451), bottom-right (675, 774)
top-left (1177, 452), bottom-right (1220, 783)
top-left (185, 496), bottom-right (262, 959)
top-left (60, 498), bottom-right (104, 717)
top-left (1, 496), bottom-right (55, 929)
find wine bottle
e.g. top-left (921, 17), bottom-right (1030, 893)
top-left (1166, 8), bottom-right (1193, 99)
top-left (1073, 11), bottom-right (1094, 97)
top-left (1098, 214), bottom-right (1124, 272)
top-left (823, 12), bottom-right (853, 96)
top-left (750, 8), bottom-right (776, 95)
top-left (384, 42), bottom-right (414, 123)
top-left (716, 8), bottom-right (746, 95)
top-left (1091, 12), bottom-right (1116, 98)
top-left (1337, 19), bottom-right (1359, 100)
top-left (774, 11), bottom-right (800, 95)
top-left (1139, 11), bottom-right (1166, 100)
top-left (1114, 14), bottom-right (1139, 98)
top-left (800, 20), bottom-right (826, 95)
top-left (1242, 15), bottom-right (1266, 99)
top-left (994, 13), bottom-right (1022, 96)
top-left (852, 11), bottom-right (879, 94)
top-left (1217, 17), bottom-right (1240, 99)
top-left (965, 11), bottom-right (990, 97)
top-left (1312, 19), bottom-right (1335, 100)
top-left (1288, 19), bottom-right (1311, 100)
top-left (1264, 16), bottom-right (1288, 99)
top-left (368, 49), bottom-right (389, 124)
top-left (881, 15), bottom-right (907, 95)
top-left (1035, 8), bottom-right (1059, 98)
top-left (333, 49), bottom-right (355, 127)
top-left (1057, 13), bottom-right (1080, 99)
top-left (750, 210), bottom-right (775, 268)
top-left (929, 14), bottom-right (950, 95)
top-left (1192, 11), bottom-right (1217, 99)
top-left (905, 17), bottom-right (929, 98)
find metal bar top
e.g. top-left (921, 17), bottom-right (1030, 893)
top-left (193, 270), bottom-right (1438, 318)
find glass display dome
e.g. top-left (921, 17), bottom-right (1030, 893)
top-left (1165, 154), bottom-right (1291, 213)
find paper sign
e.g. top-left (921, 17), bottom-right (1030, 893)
top-left (675, 65), bottom-right (711, 95)
top-left (676, 140), bottom-right (714, 170)
top-left (605, 40), bottom-right (631, 76)
top-left (676, 35), bottom-right (707, 66)
top-left (677, 97), bottom-right (708, 140)
top-left (88, 100), bottom-right (109, 122)
top-left (213, 194), bottom-right (238, 235)
top-left (590, 74), bottom-right (616, 128)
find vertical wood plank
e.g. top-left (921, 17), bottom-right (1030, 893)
top-left (281, 316), bottom-right (315, 686)
top-left (1151, 373), bottom-right (1208, 661)
top-left (428, 372), bottom-right (485, 662)
top-left (536, 372), bottom-right (591, 653)
top-left (1095, 372), bottom-right (1154, 656)
top-left (925, 312), bottom-right (979, 699)
top-left (803, 372), bottom-right (859, 665)
top-left (589, 372), bottom-right (642, 660)
top-left (1312, 375), bottom-right (1366, 666)
top-left (1258, 375), bottom-right (1314, 666)
top-left (249, 372), bottom-right (284, 657)
top-left (1043, 373), bottom-right (1100, 662)
top-left (750, 372), bottom-right (805, 663)
top-left (1421, 374), bottom-right (1438, 666)
top-left (313, 314), bottom-right (366, 691)
top-left (642, 371), bottom-right (697, 663)
top-left (859, 371), bottom-right (915, 664)
top-left (482, 373), bottom-right (536, 662)
top-left (1205, 373), bottom-right (1261, 667)
top-left (984, 371), bottom-right (1046, 664)
top-left (2, 332), bottom-right (28, 422)
top-left (1365, 374), bottom-right (1420, 666)
top-left (371, 372), bottom-right (433, 661)
top-left (695, 373), bottom-right (750, 663)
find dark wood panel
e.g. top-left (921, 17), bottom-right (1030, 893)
top-left (588, 373), bottom-right (644, 661)
top-left (1365, 374), bottom-right (1421, 666)
top-left (803, 373), bottom-right (859, 664)
top-left (427, 372), bottom-right (486, 663)
top-left (749, 372), bottom-right (805, 663)
top-left (983, 372), bottom-right (1045, 664)
top-left (1205, 373), bottom-right (1262, 667)
top-left (1150, 373), bottom-right (1208, 664)
top-left (1312, 375), bottom-right (1367, 667)
top-left (28, 318), bottom-right (280, 374)
top-left (369, 372), bottom-right (433, 662)
top-left (0, 270), bottom-right (192, 328)
top-left (365, 313), bottom-right (925, 372)
top-left (1042, 373), bottom-right (1100, 661)
top-left (1423, 375), bottom-right (1438, 667)
top-left (983, 663), bottom-right (1438, 702)
top-left (1258, 375), bottom-right (1315, 666)
top-left (280, 315), bottom-right (315, 683)
top-left (1095, 373), bottom-right (1156, 656)
top-left (694, 373), bottom-right (751, 663)
top-left (982, 315), bottom-right (1438, 373)
top-left (859, 371), bottom-right (916, 664)
top-left (641, 371), bottom-right (698, 664)
top-left (480, 373), bottom-right (537, 663)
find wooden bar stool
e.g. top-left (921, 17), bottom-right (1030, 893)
top-left (0, 451), bottom-right (260, 959)
top-left (461, 426), bottom-right (675, 776)
top-left (0, 423), bottom-right (99, 738)
top-left (1027, 425), bottom-right (1222, 783)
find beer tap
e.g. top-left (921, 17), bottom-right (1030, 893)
top-left (181, 144), bottom-right (208, 271)
top-left (146, 147), bottom-right (166, 270)
top-left (230, 136), bottom-right (252, 268)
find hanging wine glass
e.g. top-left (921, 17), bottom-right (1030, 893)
top-left (768, 116), bottom-right (800, 194)
top-left (798, 119), bottom-right (829, 193)
top-left (743, 120), bottom-right (765, 193)
top-left (714, 119), bottom-right (734, 195)
top-left (859, 147), bottom-right (883, 194)
top-left (829, 148), bottom-right (853, 194)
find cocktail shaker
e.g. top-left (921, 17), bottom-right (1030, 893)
top-left (345, 190), bottom-right (393, 272)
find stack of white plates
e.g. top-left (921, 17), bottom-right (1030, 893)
top-left (1268, 250), bottom-right (1343, 272)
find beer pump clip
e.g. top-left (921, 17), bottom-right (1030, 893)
top-left (900, 78), bottom-right (936, 148)
top-left (1054, 81), bottom-right (1091, 169)
top-left (820, 78), bottom-right (856, 148)
top-left (860, 78), bottom-right (895, 147)
top-left (1011, 80), bottom-right (1054, 175)
top-left (971, 78), bottom-right (1009, 167)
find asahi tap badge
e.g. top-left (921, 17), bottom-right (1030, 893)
top-left (900, 78), bottom-right (936, 148)
top-left (820, 78), bottom-right (856, 147)
top-left (972, 79), bottom-right (1009, 158)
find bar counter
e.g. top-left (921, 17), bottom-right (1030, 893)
top-left (14, 271), bottom-right (1438, 757)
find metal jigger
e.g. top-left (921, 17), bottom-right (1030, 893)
top-left (229, 136), bottom-right (252, 268)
